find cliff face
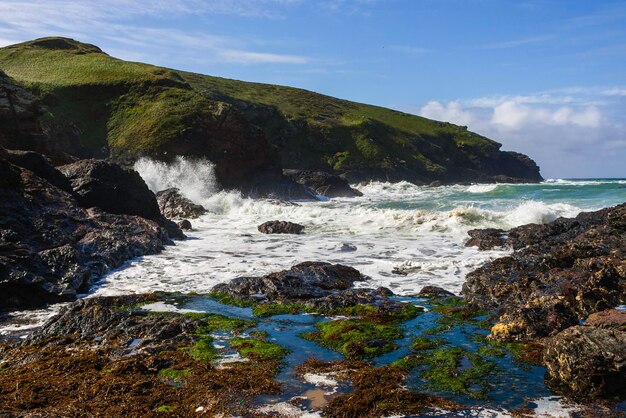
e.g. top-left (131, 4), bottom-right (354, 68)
top-left (0, 37), bottom-right (543, 187)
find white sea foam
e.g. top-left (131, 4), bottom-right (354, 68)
top-left (134, 156), bottom-right (218, 207)
top-left (87, 159), bottom-right (608, 297)
top-left (467, 184), bottom-right (498, 193)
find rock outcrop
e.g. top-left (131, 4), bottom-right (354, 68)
top-left (213, 262), bottom-right (365, 301)
top-left (544, 325), bottom-right (626, 399)
top-left (257, 220), bottom-right (305, 234)
top-left (156, 188), bottom-right (206, 220)
top-left (463, 203), bottom-right (626, 341)
top-left (0, 149), bottom-right (179, 310)
top-left (60, 159), bottom-right (161, 219)
top-left (283, 169), bottom-right (362, 198)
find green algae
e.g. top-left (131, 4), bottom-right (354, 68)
top-left (302, 318), bottom-right (402, 359)
top-left (420, 348), bottom-right (495, 399)
top-left (252, 302), bottom-right (306, 318)
top-left (158, 368), bottom-right (190, 383)
top-left (206, 292), bottom-right (256, 308)
top-left (230, 338), bottom-right (290, 361)
top-left (156, 405), bottom-right (175, 413)
top-left (477, 346), bottom-right (507, 358)
top-left (411, 336), bottom-right (446, 351)
top-left (191, 313), bottom-right (256, 334)
top-left (187, 336), bottom-right (219, 363)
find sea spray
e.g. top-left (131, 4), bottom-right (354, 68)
top-left (134, 156), bottom-right (219, 207)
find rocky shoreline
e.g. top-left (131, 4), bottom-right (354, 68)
top-left (1, 146), bottom-right (625, 416)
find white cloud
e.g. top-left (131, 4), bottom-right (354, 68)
top-left (419, 101), bottom-right (474, 126)
top-left (491, 101), bottom-right (602, 129)
top-left (411, 89), bottom-right (626, 178)
top-left (218, 49), bottom-right (309, 64)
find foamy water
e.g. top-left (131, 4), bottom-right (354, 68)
top-left (88, 159), bottom-right (625, 299)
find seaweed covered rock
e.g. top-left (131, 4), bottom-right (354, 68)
top-left (60, 159), bottom-right (161, 219)
top-left (0, 294), bottom-right (282, 416)
top-left (283, 169), bottom-right (362, 198)
top-left (544, 325), bottom-right (626, 400)
top-left (463, 203), bottom-right (626, 341)
top-left (257, 220), bottom-right (305, 234)
top-left (0, 150), bottom-right (176, 309)
top-left (156, 188), bottom-right (206, 220)
top-left (418, 286), bottom-right (457, 298)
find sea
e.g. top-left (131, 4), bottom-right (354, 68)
top-left (92, 158), bottom-right (626, 299)
top-left (2, 157), bottom-right (625, 336)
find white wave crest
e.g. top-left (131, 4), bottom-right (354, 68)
top-left (134, 156), bottom-right (219, 207)
top-left (467, 184), bottom-right (498, 193)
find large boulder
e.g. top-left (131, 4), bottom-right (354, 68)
top-left (283, 169), bottom-right (362, 198)
top-left (258, 220), bottom-right (305, 234)
top-left (0, 151), bottom-right (174, 310)
top-left (212, 261), bottom-right (365, 301)
top-left (585, 309), bottom-right (626, 331)
top-left (156, 188), bottom-right (206, 219)
top-left (60, 159), bottom-right (161, 219)
top-left (544, 325), bottom-right (626, 400)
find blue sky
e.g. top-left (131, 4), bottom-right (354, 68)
top-left (1, 0), bottom-right (625, 178)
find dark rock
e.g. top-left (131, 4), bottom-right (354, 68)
top-left (489, 296), bottom-right (579, 342)
top-left (465, 228), bottom-right (507, 250)
top-left (418, 286), bottom-right (457, 298)
top-left (29, 295), bottom-right (196, 353)
top-left (283, 169), bottom-right (362, 198)
top-left (258, 220), bottom-right (305, 234)
top-left (156, 188), bottom-right (206, 219)
top-left (5, 149), bottom-right (72, 192)
top-left (212, 261), bottom-right (366, 301)
top-left (544, 326), bottom-right (626, 400)
top-left (338, 243), bottom-right (357, 252)
top-left (59, 159), bottom-right (161, 219)
top-left (178, 219), bottom-right (192, 230)
top-left (463, 203), bottom-right (626, 342)
top-left (585, 309), bottom-right (626, 331)
top-left (0, 152), bottom-right (175, 310)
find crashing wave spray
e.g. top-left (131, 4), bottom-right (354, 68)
top-left (134, 156), bottom-right (219, 206)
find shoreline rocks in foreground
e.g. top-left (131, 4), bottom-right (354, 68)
top-left (464, 202), bottom-right (626, 400)
top-left (0, 148), bottom-right (183, 310)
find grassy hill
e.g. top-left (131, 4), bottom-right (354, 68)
top-left (0, 37), bottom-right (541, 185)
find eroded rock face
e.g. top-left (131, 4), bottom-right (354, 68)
top-left (60, 159), bottom-right (161, 219)
top-left (283, 169), bottom-right (362, 198)
top-left (156, 188), bottom-right (206, 220)
top-left (257, 220), bottom-right (305, 234)
top-left (544, 326), bottom-right (626, 400)
top-left (463, 203), bottom-right (626, 341)
top-left (0, 150), bottom-right (175, 309)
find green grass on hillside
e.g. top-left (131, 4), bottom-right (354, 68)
top-left (0, 37), bottom-right (528, 181)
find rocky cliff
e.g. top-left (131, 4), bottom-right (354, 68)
top-left (0, 37), bottom-right (542, 191)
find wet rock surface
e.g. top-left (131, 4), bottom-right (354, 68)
top-left (257, 220), bottom-right (305, 234)
top-left (156, 188), bottom-right (206, 220)
top-left (584, 309), bottom-right (626, 331)
top-left (463, 203), bottom-right (626, 340)
top-left (60, 159), bottom-right (161, 219)
top-left (418, 285), bottom-right (457, 298)
top-left (212, 261), bottom-right (365, 302)
top-left (283, 169), bottom-right (363, 198)
top-left (544, 325), bottom-right (626, 400)
top-left (0, 149), bottom-right (178, 310)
